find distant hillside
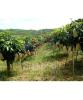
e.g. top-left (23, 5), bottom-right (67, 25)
top-left (0, 29), bottom-right (53, 35)
top-left (0, 29), bottom-right (53, 40)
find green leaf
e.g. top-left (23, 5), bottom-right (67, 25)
top-left (7, 47), bottom-right (9, 51)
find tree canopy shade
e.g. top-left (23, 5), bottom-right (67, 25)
top-left (0, 32), bottom-right (24, 74)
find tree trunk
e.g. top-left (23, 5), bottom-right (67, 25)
top-left (72, 47), bottom-right (75, 80)
top-left (76, 50), bottom-right (78, 61)
top-left (6, 60), bottom-right (11, 75)
top-left (66, 46), bottom-right (68, 61)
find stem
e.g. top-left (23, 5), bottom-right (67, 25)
top-left (6, 60), bottom-right (11, 75)
top-left (21, 59), bottom-right (23, 70)
top-left (72, 47), bottom-right (75, 80)
top-left (76, 50), bottom-right (78, 61)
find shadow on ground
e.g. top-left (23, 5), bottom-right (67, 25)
top-left (60, 58), bottom-right (83, 81)
top-left (43, 52), bottom-right (68, 62)
top-left (42, 58), bottom-right (83, 81)
top-left (0, 70), bottom-right (17, 81)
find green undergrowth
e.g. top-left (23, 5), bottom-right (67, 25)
top-left (0, 43), bottom-right (83, 81)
